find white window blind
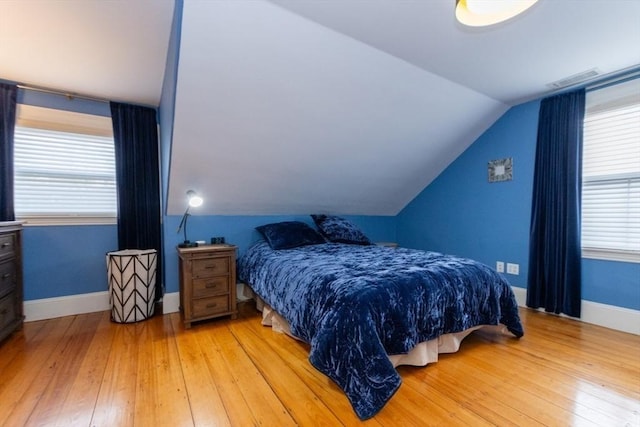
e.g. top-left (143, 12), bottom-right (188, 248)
top-left (13, 105), bottom-right (117, 225)
top-left (582, 77), bottom-right (640, 262)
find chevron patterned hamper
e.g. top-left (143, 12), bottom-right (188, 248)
top-left (107, 249), bottom-right (157, 323)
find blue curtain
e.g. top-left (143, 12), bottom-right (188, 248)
top-left (110, 102), bottom-right (163, 301)
top-left (527, 89), bottom-right (585, 318)
top-left (0, 83), bottom-right (17, 222)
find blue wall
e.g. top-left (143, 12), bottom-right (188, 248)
top-left (22, 225), bottom-right (117, 300)
top-left (162, 214), bottom-right (397, 293)
top-left (398, 101), bottom-right (538, 285)
top-left (398, 100), bottom-right (640, 311)
top-left (159, 0), bottom-right (183, 211)
top-left (15, 3), bottom-right (639, 313)
top-left (21, 214), bottom-right (394, 301)
top-left (18, 86), bottom-right (639, 312)
top-left (16, 0), bottom-right (396, 303)
top-left (12, 83), bottom-right (119, 301)
top-left (583, 259), bottom-right (640, 309)
top-left (154, 1), bottom-right (397, 296)
top-left (157, 0), bottom-right (184, 296)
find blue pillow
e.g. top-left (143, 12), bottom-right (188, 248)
top-left (311, 215), bottom-right (372, 245)
top-left (256, 221), bottom-right (326, 250)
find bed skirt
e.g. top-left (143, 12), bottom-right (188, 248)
top-left (242, 283), bottom-right (510, 368)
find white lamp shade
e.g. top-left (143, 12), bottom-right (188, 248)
top-left (186, 190), bottom-right (203, 207)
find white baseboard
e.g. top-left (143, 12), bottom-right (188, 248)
top-left (511, 286), bottom-right (640, 335)
top-left (24, 290), bottom-right (181, 322)
top-left (24, 291), bottom-right (110, 322)
top-left (580, 300), bottom-right (640, 335)
top-left (23, 287), bottom-right (639, 335)
top-left (162, 292), bottom-right (180, 314)
top-left (511, 286), bottom-right (528, 307)
top-left (237, 282), bottom-right (252, 302)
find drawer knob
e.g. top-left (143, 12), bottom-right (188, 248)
top-left (1, 243), bottom-right (9, 248)
top-left (2, 273), bottom-right (11, 279)
top-left (206, 303), bottom-right (218, 308)
top-left (205, 282), bottom-right (218, 288)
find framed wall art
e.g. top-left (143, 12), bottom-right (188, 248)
top-left (488, 157), bottom-right (513, 183)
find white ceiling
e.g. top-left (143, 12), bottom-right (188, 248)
top-left (0, 0), bottom-right (174, 105)
top-left (270, 0), bottom-right (640, 105)
top-left (1, 0), bottom-right (639, 216)
top-left (169, 0), bottom-right (508, 216)
top-left (168, 0), bottom-right (640, 216)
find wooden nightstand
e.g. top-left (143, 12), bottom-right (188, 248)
top-left (177, 244), bottom-right (238, 328)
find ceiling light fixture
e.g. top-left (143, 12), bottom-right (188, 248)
top-left (455, 0), bottom-right (539, 27)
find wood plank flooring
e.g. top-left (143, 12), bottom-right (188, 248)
top-left (0, 302), bottom-right (638, 426)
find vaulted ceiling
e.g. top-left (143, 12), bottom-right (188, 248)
top-left (1, 1), bottom-right (639, 216)
top-left (0, 0), bottom-right (174, 106)
top-left (167, 0), bottom-right (640, 215)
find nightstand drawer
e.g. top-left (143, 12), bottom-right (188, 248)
top-left (0, 260), bottom-right (16, 298)
top-left (193, 276), bottom-right (229, 298)
top-left (192, 257), bottom-right (229, 278)
top-left (192, 295), bottom-right (229, 317)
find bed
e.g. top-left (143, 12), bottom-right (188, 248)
top-left (237, 218), bottom-right (524, 419)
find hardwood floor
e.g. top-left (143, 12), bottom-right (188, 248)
top-left (1, 302), bottom-right (638, 426)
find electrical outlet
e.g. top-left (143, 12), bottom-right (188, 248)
top-left (507, 263), bottom-right (520, 275)
top-left (496, 261), bottom-right (505, 273)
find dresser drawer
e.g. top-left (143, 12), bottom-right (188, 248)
top-left (0, 292), bottom-right (17, 330)
top-left (192, 295), bottom-right (229, 317)
top-left (0, 224), bottom-right (23, 343)
top-left (193, 276), bottom-right (229, 298)
top-left (0, 233), bottom-right (16, 261)
top-left (192, 257), bottom-right (229, 278)
top-left (0, 260), bottom-right (16, 298)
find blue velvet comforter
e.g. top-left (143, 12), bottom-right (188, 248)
top-left (237, 241), bottom-right (524, 419)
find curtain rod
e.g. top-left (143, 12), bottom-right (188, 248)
top-left (16, 83), bottom-right (110, 104)
top-left (516, 65), bottom-right (640, 104)
top-left (587, 69), bottom-right (640, 93)
top-left (552, 65), bottom-right (640, 96)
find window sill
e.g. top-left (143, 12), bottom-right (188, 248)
top-left (17, 216), bottom-right (117, 226)
top-left (582, 248), bottom-right (640, 264)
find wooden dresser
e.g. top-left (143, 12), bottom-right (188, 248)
top-left (177, 244), bottom-right (237, 328)
top-left (0, 221), bottom-right (24, 343)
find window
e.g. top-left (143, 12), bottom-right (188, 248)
top-left (13, 105), bottom-right (117, 225)
top-left (582, 77), bottom-right (640, 262)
